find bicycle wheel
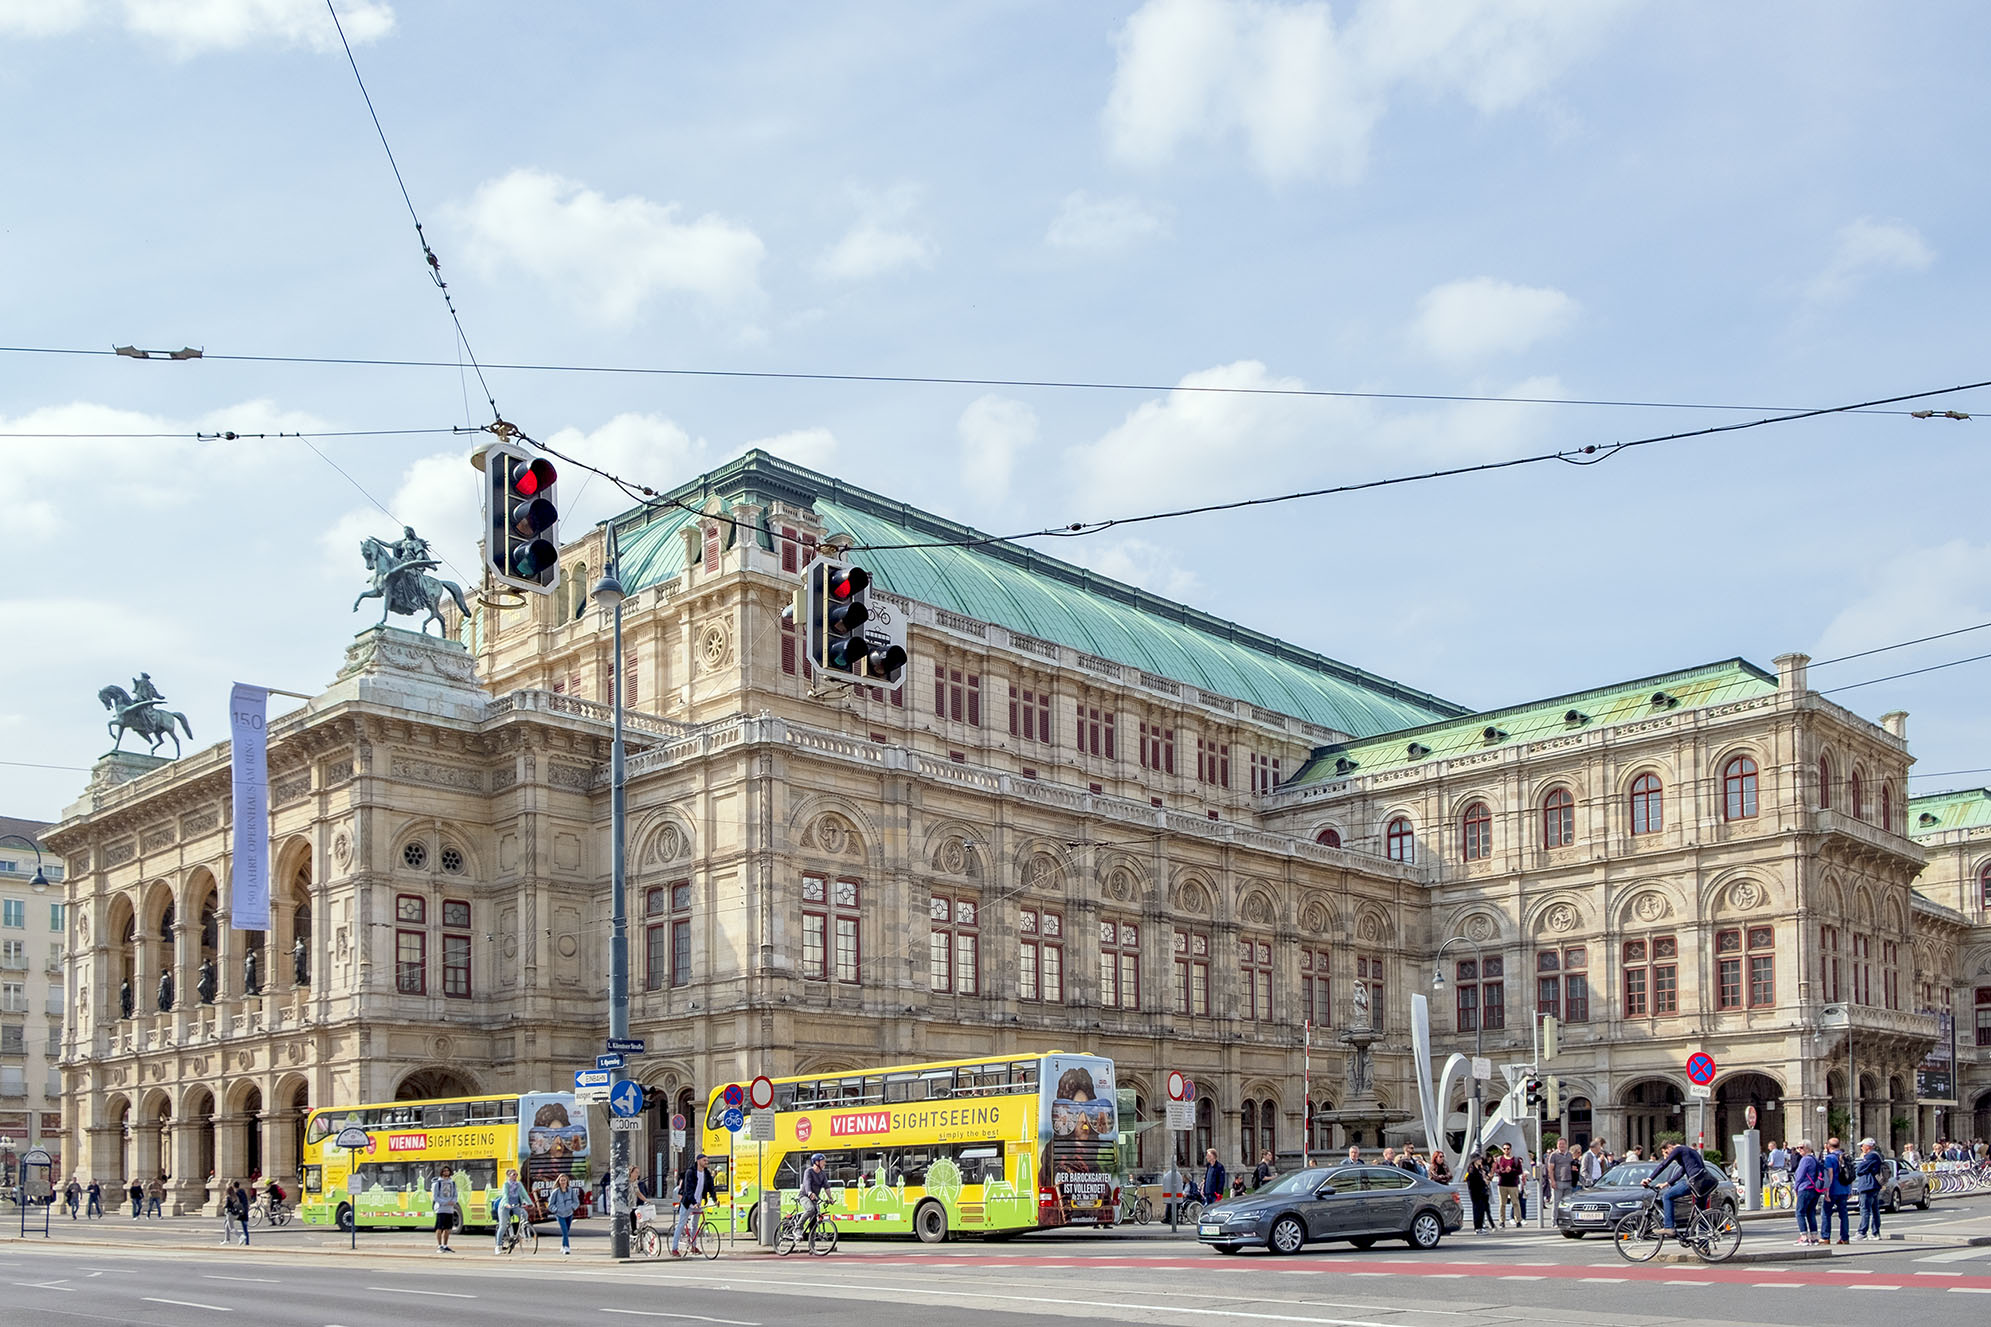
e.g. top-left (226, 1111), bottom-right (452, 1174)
top-left (699, 1217), bottom-right (722, 1260)
top-left (1612, 1208), bottom-right (1664, 1263)
top-left (1693, 1210), bottom-right (1741, 1263)
top-left (250, 1205), bottom-right (267, 1227)
top-left (1180, 1199), bottom-right (1203, 1224)
top-left (637, 1225), bottom-right (662, 1258)
top-left (1131, 1196), bottom-right (1152, 1225)
top-left (524, 1223), bottom-right (539, 1254)
top-left (776, 1216), bottom-right (801, 1256)
top-left (808, 1217), bottom-right (838, 1256)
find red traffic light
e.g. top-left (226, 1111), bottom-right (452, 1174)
top-left (510, 458), bottom-right (557, 497)
top-left (827, 567), bottom-right (870, 601)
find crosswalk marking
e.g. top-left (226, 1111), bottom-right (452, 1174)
top-left (1914, 1247), bottom-right (1991, 1263)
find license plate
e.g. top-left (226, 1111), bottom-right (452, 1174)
top-left (1575, 1214), bottom-right (1606, 1225)
top-left (1199, 1224), bottom-right (1222, 1236)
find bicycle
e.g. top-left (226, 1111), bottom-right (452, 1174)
top-left (1613, 1188), bottom-right (1739, 1265)
top-left (637, 1207), bottom-right (722, 1260)
top-left (1126, 1193), bottom-right (1153, 1225)
top-left (250, 1198), bottom-right (292, 1227)
top-left (497, 1208), bottom-right (539, 1255)
top-left (776, 1195), bottom-right (839, 1256)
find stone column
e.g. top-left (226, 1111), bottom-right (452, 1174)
top-left (213, 1111), bottom-right (247, 1186)
top-left (170, 1116), bottom-right (207, 1213)
top-left (264, 1107), bottom-right (301, 1191)
top-left (86, 1124), bottom-right (121, 1189)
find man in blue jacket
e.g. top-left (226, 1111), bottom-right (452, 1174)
top-left (1642, 1140), bottom-right (1712, 1235)
top-left (1823, 1138), bottom-right (1853, 1244)
top-left (1852, 1137), bottom-right (1888, 1239)
top-left (1201, 1150), bottom-right (1228, 1208)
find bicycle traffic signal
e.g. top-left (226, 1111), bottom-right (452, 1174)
top-left (789, 555), bottom-right (908, 686)
top-left (478, 441), bottom-right (560, 595)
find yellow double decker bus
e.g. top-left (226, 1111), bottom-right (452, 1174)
top-left (703, 1052), bottom-right (1116, 1243)
top-left (300, 1091), bottom-right (590, 1231)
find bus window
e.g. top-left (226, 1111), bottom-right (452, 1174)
top-left (895, 1148), bottom-right (930, 1186)
top-left (466, 1099), bottom-right (517, 1125)
top-left (792, 1081), bottom-right (819, 1110)
top-left (381, 1105), bottom-right (419, 1127)
top-left (920, 1069), bottom-right (954, 1099)
top-left (863, 1075), bottom-right (884, 1102)
top-left (773, 1082), bottom-right (797, 1111)
top-left (837, 1077), bottom-right (865, 1103)
top-left (958, 1146), bottom-right (1001, 1185)
top-left (966, 1065), bottom-right (1007, 1096)
top-left (773, 1155), bottom-right (803, 1189)
top-left (883, 1073), bottom-right (915, 1103)
top-left (305, 1114), bottom-right (331, 1145)
top-left (459, 1159), bottom-right (498, 1192)
top-left (1010, 1061), bottom-right (1038, 1090)
top-left (303, 1165), bottom-right (322, 1195)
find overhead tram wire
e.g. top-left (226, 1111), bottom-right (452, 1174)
top-left (1818, 648), bottom-right (1991, 696)
top-left (0, 426), bottom-right (473, 440)
top-left (1809, 619), bottom-right (1991, 669)
top-left (293, 432), bottom-right (480, 589)
top-left (1, 341), bottom-right (1981, 419)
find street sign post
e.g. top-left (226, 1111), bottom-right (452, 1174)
top-left (1471, 1056), bottom-right (1493, 1081)
top-left (1688, 1084), bottom-right (1713, 1099)
top-left (609, 1117), bottom-right (642, 1132)
top-left (749, 1076), bottom-right (774, 1110)
top-left (749, 1109), bottom-right (776, 1141)
top-left (596, 1053), bottom-right (626, 1070)
top-left (1166, 1070), bottom-right (1187, 1102)
top-left (723, 1084), bottom-right (744, 1109)
top-left (607, 1038), bottom-right (646, 1055)
top-left (577, 1085), bottom-right (611, 1105)
top-left (335, 1126), bottom-right (369, 1250)
top-left (721, 1107), bottom-right (744, 1133)
top-left (1165, 1101), bottom-right (1194, 1129)
top-left (671, 1113), bottom-right (688, 1132)
top-left (609, 1081), bottom-right (646, 1118)
top-left (576, 1069), bottom-right (611, 1089)
top-left (1684, 1052), bottom-right (1717, 1085)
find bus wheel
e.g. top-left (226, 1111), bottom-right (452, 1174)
top-left (914, 1201), bottom-right (948, 1244)
top-left (336, 1204), bottom-right (355, 1233)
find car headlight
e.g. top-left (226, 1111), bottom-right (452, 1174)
top-left (1613, 1200), bottom-right (1641, 1209)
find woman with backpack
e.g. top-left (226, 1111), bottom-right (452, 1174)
top-left (1791, 1141), bottom-right (1826, 1246)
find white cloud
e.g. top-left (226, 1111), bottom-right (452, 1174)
top-left (1068, 537), bottom-right (1202, 600)
top-left (453, 169), bottom-right (766, 323)
top-left (1806, 217), bottom-right (1935, 303)
top-left (0, 0), bottom-right (92, 37)
top-left (1103, 0), bottom-right (1623, 183)
top-left (122, 0), bottom-right (393, 55)
top-left (739, 427), bottom-right (838, 473)
top-left (1812, 539), bottom-right (1991, 667)
top-left (320, 450), bottom-right (482, 590)
top-left (1044, 192), bottom-right (1170, 253)
top-left (816, 184), bottom-right (936, 282)
top-left (1411, 277), bottom-right (1578, 361)
top-left (956, 395), bottom-right (1038, 505)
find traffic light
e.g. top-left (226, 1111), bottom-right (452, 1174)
top-left (792, 555), bottom-right (908, 686)
top-left (1545, 1075), bottom-right (1561, 1118)
top-left (478, 441), bottom-right (560, 595)
top-left (1541, 1014), bottom-right (1560, 1060)
top-left (1524, 1076), bottom-right (1542, 1111)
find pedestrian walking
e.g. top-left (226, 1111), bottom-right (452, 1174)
top-left (1824, 1138), bottom-right (1852, 1244)
top-left (494, 1167), bottom-right (531, 1253)
top-left (224, 1179), bottom-right (251, 1245)
top-left (546, 1173), bottom-right (581, 1255)
top-left (86, 1178), bottom-right (102, 1218)
top-left (1201, 1148), bottom-right (1228, 1209)
top-left (1791, 1140), bottom-right (1824, 1245)
top-left (1464, 1153), bottom-right (1491, 1233)
top-left (127, 1177), bottom-right (143, 1218)
top-left (431, 1163), bottom-right (460, 1252)
top-left (1548, 1137), bottom-right (1575, 1210)
top-left (1853, 1137), bottom-right (1886, 1239)
top-left (1252, 1149), bottom-right (1274, 1190)
top-left (63, 1178), bottom-right (80, 1219)
top-left (1492, 1143), bottom-right (1523, 1227)
top-left (1581, 1140), bottom-right (1605, 1188)
top-left (145, 1174), bottom-right (165, 1218)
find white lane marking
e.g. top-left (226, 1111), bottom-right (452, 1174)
top-left (629, 1274), bottom-right (1401, 1327)
top-left (364, 1286), bottom-right (476, 1299)
top-left (1916, 1247), bottom-right (1991, 1263)
top-left (1847, 1285), bottom-right (1898, 1291)
top-left (1497, 1275), bottom-right (1543, 1281)
top-left (601, 1311), bottom-right (761, 1325)
top-left (1949, 1287), bottom-right (1991, 1293)
top-left (1826, 1268), bottom-right (1875, 1274)
top-left (203, 1275), bottom-right (280, 1283)
top-left (1662, 1280), bottom-right (1709, 1286)
top-left (143, 1298), bottom-right (232, 1312)
top-left (1579, 1277), bottom-right (1626, 1283)
top-left (12, 1281), bottom-right (73, 1292)
top-left (1752, 1282), bottom-right (1803, 1287)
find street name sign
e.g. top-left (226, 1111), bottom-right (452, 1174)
top-left (575, 1069), bottom-right (611, 1089)
top-left (596, 1053), bottom-right (625, 1070)
top-left (1688, 1084), bottom-right (1713, 1099)
top-left (607, 1038), bottom-right (646, 1054)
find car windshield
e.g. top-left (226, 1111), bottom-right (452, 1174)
top-left (1598, 1164), bottom-right (1656, 1186)
top-left (1253, 1167), bottom-right (1337, 1195)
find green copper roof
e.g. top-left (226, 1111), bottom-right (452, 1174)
top-left (609, 451), bottom-right (1466, 736)
top-left (1908, 788), bottom-right (1991, 836)
top-left (1287, 658), bottom-right (1778, 787)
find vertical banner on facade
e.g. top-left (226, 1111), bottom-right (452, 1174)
top-left (229, 683), bottom-right (271, 931)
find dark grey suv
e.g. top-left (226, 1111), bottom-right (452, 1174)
top-left (1197, 1165), bottom-right (1463, 1254)
top-left (1555, 1162), bottom-right (1739, 1237)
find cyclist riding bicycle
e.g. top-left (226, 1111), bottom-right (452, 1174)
top-left (264, 1178), bottom-right (286, 1217)
top-left (671, 1153), bottom-right (719, 1257)
top-left (1642, 1140), bottom-right (1716, 1235)
top-left (798, 1153), bottom-right (830, 1232)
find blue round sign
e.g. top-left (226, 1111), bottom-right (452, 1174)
top-left (1685, 1052), bottom-right (1717, 1085)
top-left (723, 1083), bottom-right (744, 1108)
top-left (721, 1107), bottom-right (744, 1132)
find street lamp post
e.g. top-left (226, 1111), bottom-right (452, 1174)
top-left (1820, 1003), bottom-right (1855, 1143)
top-left (1430, 937), bottom-right (1485, 1163)
top-left (0, 836), bottom-right (52, 892)
top-left (592, 526), bottom-right (632, 1260)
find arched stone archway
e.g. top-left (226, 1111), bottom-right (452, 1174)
top-left (1714, 1071), bottom-right (1783, 1147)
top-left (1974, 1089), bottom-right (1991, 1143)
top-left (1619, 1078), bottom-right (1684, 1155)
top-left (395, 1067), bottom-right (478, 1101)
top-left (174, 1085), bottom-right (216, 1212)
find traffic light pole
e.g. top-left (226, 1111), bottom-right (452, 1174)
top-left (600, 526), bottom-right (632, 1259)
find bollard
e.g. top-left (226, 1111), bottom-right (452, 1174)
top-left (758, 1191), bottom-right (781, 1248)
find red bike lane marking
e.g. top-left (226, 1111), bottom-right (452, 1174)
top-left (836, 1252), bottom-right (1991, 1291)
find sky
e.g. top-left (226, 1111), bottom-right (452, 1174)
top-left (4, 0), bottom-right (1990, 823)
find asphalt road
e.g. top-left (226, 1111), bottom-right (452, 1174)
top-left (2, 1196), bottom-right (1988, 1327)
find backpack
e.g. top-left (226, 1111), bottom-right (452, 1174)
top-left (1834, 1152), bottom-right (1852, 1188)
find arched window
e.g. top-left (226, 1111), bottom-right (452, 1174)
top-left (1315, 827), bottom-right (1341, 849)
top-left (1881, 784), bottom-right (1893, 833)
top-left (1629, 773), bottom-right (1663, 836)
top-left (1260, 1099), bottom-right (1277, 1160)
top-left (1240, 1096), bottom-right (1257, 1164)
top-left (1386, 817), bottom-right (1414, 863)
top-left (1461, 802), bottom-right (1492, 861)
top-left (1980, 863), bottom-right (1991, 911)
top-left (1850, 771), bottom-right (1865, 821)
top-left (1542, 788), bottom-right (1575, 848)
top-left (1722, 755), bottom-right (1759, 821)
top-left (1305, 1097), bottom-right (1320, 1157)
top-left (1818, 755), bottom-right (1832, 810)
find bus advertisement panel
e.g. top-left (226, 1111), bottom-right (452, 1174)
top-left (1043, 1054), bottom-right (1116, 1223)
top-left (301, 1092), bottom-right (588, 1231)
